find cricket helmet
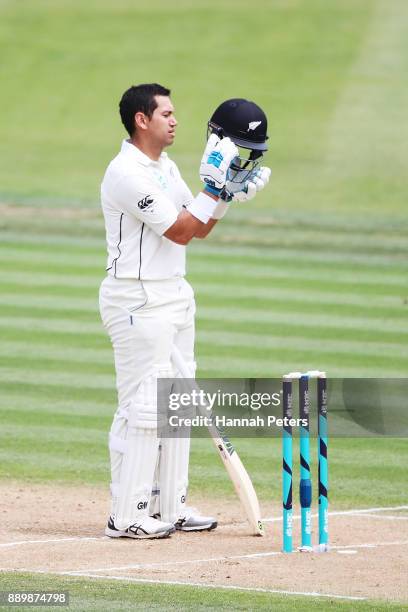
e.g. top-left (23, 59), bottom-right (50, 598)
top-left (207, 98), bottom-right (268, 181)
top-left (208, 98), bottom-right (268, 152)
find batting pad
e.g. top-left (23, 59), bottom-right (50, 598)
top-left (108, 404), bottom-right (129, 517)
top-left (109, 365), bottom-right (174, 529)
top-left (114, 426), bottom-right (160, 530)
top-left (158, 357), bottom-right (195, 523)
top-left (113, 374), bottom-right (159, 530)
top-left (159, 435), bottom-right (191, 523)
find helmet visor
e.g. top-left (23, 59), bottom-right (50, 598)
top-left (227, 153), bottom-right (260, 183)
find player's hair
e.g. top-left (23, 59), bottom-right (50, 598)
top-left (119, 83), bottom-right (171, 136)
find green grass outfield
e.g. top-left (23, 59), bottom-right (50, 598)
top-left (0, 573), bottom-right (402, 612)
top-left (2, 573), bottom-right (406, 612)
top-left (1, 0), bottom-right (408, 608)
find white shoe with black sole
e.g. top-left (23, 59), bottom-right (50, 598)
top-left (105, 515), bottom-right (175, 539)
top-left (152, 507), bottom-right (217, 532)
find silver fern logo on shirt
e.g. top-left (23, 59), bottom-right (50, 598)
top-left (137, 195), bottom-right (154, 211)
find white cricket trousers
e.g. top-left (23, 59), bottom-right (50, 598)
top-left (99, 275), bottom-right (195, 524)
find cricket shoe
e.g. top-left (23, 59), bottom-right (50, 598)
top-left (175, 507), bottom-right (217, 532)
top-left (105, 515), bottom-right (175, 539)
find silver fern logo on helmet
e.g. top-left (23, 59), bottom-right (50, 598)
top-left (248, 121), bottom-right (262, 131)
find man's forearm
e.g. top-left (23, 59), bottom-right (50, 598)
top-left (164, 190), bottom-right (221, 245)
top-left (194, 217), bottom-right (218, 239)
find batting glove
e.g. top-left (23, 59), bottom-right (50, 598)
top-left (221, 166), bottom-right (271, 203)
top-left (199, 134), bottom-right (239, 195)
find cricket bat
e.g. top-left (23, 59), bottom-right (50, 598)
top-left (171, 346), bottom-right (264, 536)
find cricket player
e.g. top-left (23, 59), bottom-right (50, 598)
top-left (99, 83), bottom-right (270, 539)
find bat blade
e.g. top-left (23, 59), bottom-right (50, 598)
top-left (171, 346), bottom-right (264, 536)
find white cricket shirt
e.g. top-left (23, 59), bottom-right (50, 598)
top-left (101, 140), bottom-right (194, 279)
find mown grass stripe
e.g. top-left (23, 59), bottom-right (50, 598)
top-left (224, 207), bottom-right (408, 233)
top-left (0, 341), bottom-right (111, 364)
top-left (3, 238), bottom-right (408, 272)
top-left (0, 293), bottom-right (99, 310)
top-left (0, 281), bottom-right (98, 298)
top-left (190, 242), bottom-right (408, 269)
top-left (0, 249), bottom-right (104, 267)
top-left (1, 334), bottom-right (406, 376)
top-left (5, 260), bottom-right (103, 276)
top-left (0, 355), bottom-right (113, 376)
top-left (1, 381), bottom-right (114, 404)
top-left (1, 315), bottom-right (407, 348)
top-left (0, 448), bottom-right (107, 465)
top-left (196, 317), bottom-right (408, 344)
top-left (4, 350), bottom-right (399, 383)
top-left (195, 357), bottom-right (407, 378)
top-left (197, 307), bottom-right (407, 332)
top-left (1, 267), bottom-right (406, 295)
top-left (2, 228), bottom-right (408, 273)
top-left (0, 439), bottom-right (107, 459)
top-left (2, 278), bottom-right (405, 311)
top-left (3, 326), bottom-right (407, 366)
top-left (0, 306), bottom-right (406, 336)
top-left (0, 232), bottom-right (103, 250)
top-left (194, 341), bottom-right (408, 370)
top-left (207, 224), bottom-right (407, 255)
top-left (195, 295), bottom-right (405, 320)
top-left (1, 337), bottom-right (406, 384)
top-left (0, 459), bottom-right (108, 482)
top-left (0, 270), bottom-right (101, 288)
top-left (197, 275), bottom-right (408, 302)
top-left (3, 394), bottom-right (113, 416)
top-left (189, 262), bottom-right (408, 288)
top-left (196, 330), bottom-right (408, 360)
top-left (4, 251), bottom-right (408, 285)
top-left (204, 229), bottom-right (408, 256)
top-left (0, 368), bottom-right (115, 390)
top-left (4, 308), bottom-right (102, 328)
top-left (0, 425), bottom-right (108, 444)
top-left (195, 284), bottom-right (405, 309)
top-left (0, 327), bottom-right (109, 349)
top-left (4, 213), bottom-right (408, 244)
top-left (0, 316), bottom-right (104, 334)
top-left (0, 303), bottom-right (99, 321)
top-left (1, 281), bottom-right (406, 311)
top-left (0, 282), bottom-right (408, 324)
top-left (0, 222), bottom-right (408, 261)
top-left (0, 409), bottom-right (111, 431)
top-left (0, 295), bottom-right (406, 323)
